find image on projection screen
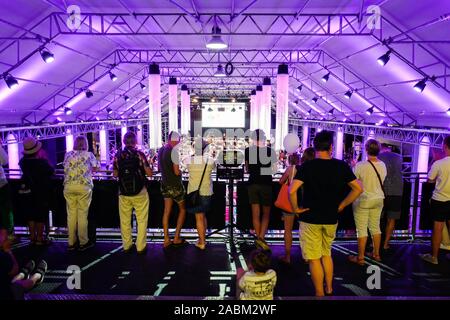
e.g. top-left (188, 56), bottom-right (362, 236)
top-left (201, 102), bottom-right (246, 128)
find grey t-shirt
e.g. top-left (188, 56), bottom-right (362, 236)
top-left (158, 144), bottom-right (182, 187)
top-left (378, 151), bottom-right (403, 196)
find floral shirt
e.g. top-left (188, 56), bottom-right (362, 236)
top-left (63, 151), bottom-right (98, 187)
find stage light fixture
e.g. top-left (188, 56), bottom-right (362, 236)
top-left (377, 50), bottom-right (392, 66)
top-left (206, 26), bottom-right (227, 50)
top-left (124, 95), bottom-right (130, 102)
top-left (231, 97), bottom-right (236, 103)
top-left (446, 108), bottom-right (450, 116)
top-left (296, 85), bottom-right (302, 92)
top-left (366, 106), bottom-right (374, 115)
top-left (40, 48), bottom-right (55, 63)
top-left (321, 72), bottom-right (330, 83)
top-left (140, 82), bottom-right (146, 90)
top-left (376, 120), bottom-right (384, 126)
top-left (312, 97), bottom-right (318, 103)
top-left (4, 74), bottom-right (18, 89)
top-left (64, 107), bottom-right (72, 115)
top-left (106, 107), bottom-right (112, 114)
top-left (214, 64), bottom-right (226, 77)
top-left (307, 109), bottom-right (312, 115)
top-left (344, 90), bottom-right (352, 99)
top-left (413, 77), bottom-right (432, 93)
top-left (85, 90), bottom-right (93, 98)
top-left (109, 72), bottom-right (118, 82)
top-left (328, 108), bottom-right (334, 115)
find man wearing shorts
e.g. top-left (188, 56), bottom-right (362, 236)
top-left (289, 131), bottom-right (362, 297)
top-left (420, 135), bottom-right (450, 264)
top-left (158, 131), bottom-right (186, 248)
top-left (244, 129), bottom-right (277, 250)
top-left (378, 144), bottom-right (404, 250)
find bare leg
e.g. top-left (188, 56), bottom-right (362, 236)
top-left (195, 213), bottom-right (206, 245)
top-left (309, 259), bottom-right (325, 297)
top-left (251, 204), bottom-right (261, 238)
top-left (162, 198), bottom-right (173, 247)
top-left (321, 256), bottom-right (334, 294)
top-left (260, 205), bottom-right (271, 240)
top-left (383, 218), bottom-right (396, 249)
top-left (357, 236), bottom-right (368, 260)
top-left (431, 221), bottom-right (444, 259)
top-left (372, 233), bottom-right (382, 258)
top-left (282, 215), bottom-right (295, 263)
top-left (173, 201), bottom-right (186, 244)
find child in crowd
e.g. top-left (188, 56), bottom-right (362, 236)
top-left (236, 249), bottom-right (277, 300)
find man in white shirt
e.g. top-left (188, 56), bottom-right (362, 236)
top-left (420, 136), bottom-right (450, 264)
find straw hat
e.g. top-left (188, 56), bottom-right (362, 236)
top-left (22, 136), bottom-right (42, 155)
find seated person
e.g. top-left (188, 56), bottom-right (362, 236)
top-left (0, 229), bottom-right (47, 300)
top-left (236, 249), bottom-right (277, 300)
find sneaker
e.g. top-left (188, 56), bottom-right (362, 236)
top-left (255, 238), bottom-right (270, 251)
top-left (67, 244), bottom-right (77, 251)
top-left (419, 253), bottom-right (438, 265)
top-left (20, 260), bottom-right (35, 279)
top-left (33, 260), bottom-right (48, 284)
top-left (78, 241), bottom-right (95, 252)
top-left (195, 242), bottom-right (206, 250)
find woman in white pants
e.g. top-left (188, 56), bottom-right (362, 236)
top-left (63, 136), bottom-right (99, 251)
top-left (349, 139), bottom-right (387, 265)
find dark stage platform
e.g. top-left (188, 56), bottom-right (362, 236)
top-left (10, 238), bottom-right (450, 300)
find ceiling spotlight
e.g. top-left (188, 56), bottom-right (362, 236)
top-left (211, 97), bottom-right (216, 102)
top-left (376, 120), bottom-right (384, 126)
top-left (109, 72), bottom-right (118, 82)
top-left (296, 85), bottom-right (302, 92)
top-left (446, 108), bottom-right (450, 116)
top-left (328, 108), bottom-right (334, 115)
top-left (307, 109), bottom-right (312, 115)
top-left (295, 100), bottom-right (299, 105)
top-left (231, 97), bottom-right (236, 103)
top-left (4, 74), bottom-right (19, 89)
top-left (64, 107), bottom-right (72, 115)
top-left (321, 72), bottom-right (330, 83)
top-left (344, 90), bottom-right (352, 99)
top-left (377, 50), bottom-right (392, 66)
top-left (206, 26), bottom-right (227, 50)
top-left (413, 77), bottom-right (434, 93)
top-left (145, 98), bottom-right (149, 104)
top-left (124, 95), bottom-right (130, 102)
top-left (85, 90), bottom-right (93, 98)
top-left (343, 118), bottom-right (347, 122)
top-left (40, 48), bottom-right (55, 63)
top-left (366, 106), bottom-right (374, 115)
top-left (214, 64), bottom-right (226, 77)
top-left (106, 107), bottom-right (112, 114)
top-left (312, 97), bottom-right (318, 103)
top-left (140, 82), bottom-right (146, 90)
top-left (130, 107), bottom-right (136, 114)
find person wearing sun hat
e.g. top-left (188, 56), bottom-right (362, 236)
top-left (19, 136), bottom-right (54, 246)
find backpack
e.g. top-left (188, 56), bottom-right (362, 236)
top-left (117, 149), bottom-right (146, 196)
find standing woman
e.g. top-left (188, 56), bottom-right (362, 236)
top-left (63, 136), bottom-right (99, 251)
top-left (349, 139), bottom-right (386, 264)
top-left (19, 137), bottom-right (54, 245)
top-left (186, 139), bottom-right (215, 250)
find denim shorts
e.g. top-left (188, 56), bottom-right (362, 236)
top-left (186, 195), bottom-right (212, 214)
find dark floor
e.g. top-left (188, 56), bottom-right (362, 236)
top-left (10, 236), bottom-right (450, 300)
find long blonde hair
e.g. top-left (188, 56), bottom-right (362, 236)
top-left (74, 135), bottom-right (88, 151)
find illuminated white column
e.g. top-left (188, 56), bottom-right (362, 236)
top-left (168, 77), bottom-right (178, 133)
top-left (335, 127), bottom-right (344, 160)
top-left (7, 134), bottom-right (19, 177)
top-left (275, 65), bottom-right (289, 151)
top-left (417, 136), bottom-right (430, 174)
top-left (250, 90), bottom-right (256, 130)
top-left (121, 126), bottom-right (128, 146)
top-left (255, 85), bottom-right (262, 130)
top-left (99, 128), bottom-right (109, 166)
top-left (148, 63), bottom-right (162, 149)
top-left (136, 124), bottom-right (143, 146)
top-left (180, 84), bottom-right (190, 136)
top-left (65, 129), bottom-right (74, 152)
top-left (262, 77), bottom-right (272, 141)
top-left (302, 125), bottom-right (309, 150)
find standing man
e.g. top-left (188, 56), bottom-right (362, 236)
top-left (289, 131), bottom-right (362, 297)
top-left (244, 129), bottom-right (277, 250)
top-left (158, 131), bottom-right (186, 248)
top-left (420, 136), bottom-right (450, 264)
top-left (114, 132), bottom-right (152, 254)
top-left (378, 143), bottom-right (404, 250)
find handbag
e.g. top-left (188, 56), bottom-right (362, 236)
top-left (368, 160), bottom-right (386, 206)
top-left (186, 160), bottom-right (208, 209)
top-left (275, 166), bottom-right (296, 213)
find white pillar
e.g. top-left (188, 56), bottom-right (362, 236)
top-left (302, 125), bottom-right (309, 150)
top-left (168, 77), bottom-right (178, 133)
top-left (255, 85), bottom-right (262, 131)
top-left (335, 127), bottom-right (344, 160)
top-left (6, 134), bottom-right (19, 177)
top-left (262, 78), bottom-right (272, 142)
top-left (416, 136), bottom-right (430, 174)
top-left (180, 84), bottom-right (190, 136)
top-left (275, 66), bottom-right (289, 151)
top-left (99, 128), bottom-right (109, 167)
top-left (65, 129), bottom-right (74, 152)
top-left (148, 63), bottom-right (162, 149)
top-left (121, 126), bottom-right (128, 146)
top-left (250, 90), bottom-right (256, 131)
top-left (136, 124), bottom-right (143, 146)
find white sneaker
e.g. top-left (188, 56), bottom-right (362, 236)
top-left (439, 243), bottom-right (450, 250)
top-left (419, 253), bottom-right (438, 265)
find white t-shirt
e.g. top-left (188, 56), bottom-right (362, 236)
top-left (238, 269), bottom-right (277, 300)
top-left (428, 156), bottom-right (450, 202)
top-left (354, 160), bottom-right (387, 202)
top-left (186, 155), bottom-right (215, 196)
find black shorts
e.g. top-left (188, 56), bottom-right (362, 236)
top-left (430, 199), bottom-right (450, 222)
top-left (248, 184), bottom-right (272, 206)
top-left (0, 184), bottom-right (12, 230)
top-left (383, 195), bottom-right (402, 220)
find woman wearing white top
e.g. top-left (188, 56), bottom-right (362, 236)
top-left (349, 139), bottom-right (387, 265)
top-left (186, 139), bottom-right (215, 250)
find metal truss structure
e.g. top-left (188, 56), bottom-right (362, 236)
top-left (289, 119), bottom-right (450, 148)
